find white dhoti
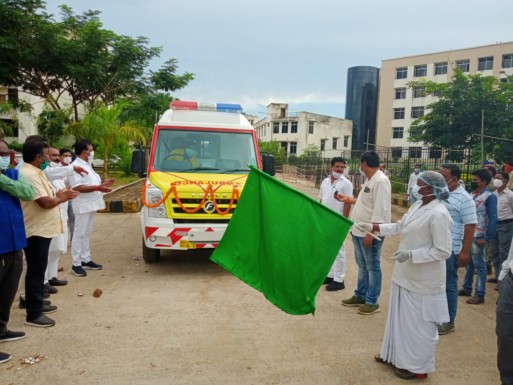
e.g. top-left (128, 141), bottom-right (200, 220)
top-left (327, 242), bottom-right (346, 282)
top-left (46, 201), bottom-right (68, 282)
top-left (71, 211), bottom-right (96, 266)
top-left (379, 282), bottom-right (449, 374)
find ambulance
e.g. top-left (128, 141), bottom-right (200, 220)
top-left (132, 100), bottom-right (275, 263)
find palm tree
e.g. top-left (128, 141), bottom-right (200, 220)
top-left (79, 102), bottom-right (147, 177)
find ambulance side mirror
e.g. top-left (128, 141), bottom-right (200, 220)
top-left (261, 153), bottom-right (275, 176)
top-left (131, 148), bottom-right (146, 176)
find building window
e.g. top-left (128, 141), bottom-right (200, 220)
top-left (392, 127), bottom-right (404, 139)
top-left (411, 106), bottom-right (425, 119)
top-left (290, 142), bottom-right (297, 154)
top-left (456, 59), bottom-right (470, 72)
top-left (320, 139), bottom-right (326, 151)
top-left (391, 147), bottom-right (403, 159)
top-left (0, 95), bottom-right (5, 103)
top-left (433, 90), bottom-right (443, 97)
top-left (502, 54), bottom-right (513, 68)
top-left (395, 88), bottom-right (406, 99)
top-left (332, 138), bottom-right (338, 149)
top-left (414, 65), bottom-right (427, 77)
top-left (429, 148), bottom-right (442, 159)
top-left (273, 122), bottom-right (279, 134)
top-left (434, 62), bottom-right (448, 75)
top-left (291, 121), bottom-right (298, 133)
top-left (281, 142), bottom-right (287, 153)
top-left (394, 108), bottom-right (405, 119)
top-left (308, 121), bottom-right (314, 134)
top-left (409, 147), bottom-right (422, 158)
top-left (413, 87), bottom-right (426, 98)
top-left (343, 135), bottom-right (349, 147)
top-left (281, 121), bottom-right (288, 134)
top-left (396, 67), bottom-right (408, 79)
top-left (478, 57), bottom-right (494, 71)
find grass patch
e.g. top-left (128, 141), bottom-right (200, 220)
top-left (102, 170), bottom-right (142, 188)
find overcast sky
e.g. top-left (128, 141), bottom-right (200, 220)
top-left (44, 0), bottom-right (513, 118)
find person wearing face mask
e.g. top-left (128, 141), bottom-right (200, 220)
top-left (69, 140), bottom-right (115, 277)
top-left (489, 173), bottom-right (513, 283)
top-left (458, 169), bottom-right (497, 305)
top-left (436, 164), bottom-right (477, 335)
top-left (19, 140), bottom-right (79, 327)
top-left (319, 157), bottom-right (353, 291)
top-left (0, 139), bottom-right (35, 364)
top-left (43, 147), bottom-right (70, 293)
top-left (363, 171), bottom-right (452, 380)
top-left (166, 137), bottom-right (199, 168)
top-left (407, 164), bottom-right (422, 203)
top-left (342, 151), bottom-right (391, 315)
top-left (60, 148), bottom-right (76, 242)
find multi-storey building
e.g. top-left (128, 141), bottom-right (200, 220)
top-left (254, 103), bottom-right (352, 158)
top-left (376, 41), bottom-right (513, 157)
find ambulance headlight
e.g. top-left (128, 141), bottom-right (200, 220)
top-left (146, 187), bottom-right (167, 218)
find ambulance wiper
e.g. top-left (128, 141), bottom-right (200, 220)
top-left (221, 169), bottom-right (249, 174)
top-left (181, 167), bottom-right (221, 172)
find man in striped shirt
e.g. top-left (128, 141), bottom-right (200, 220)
top-left (437, 164), bottom-right (477, 335)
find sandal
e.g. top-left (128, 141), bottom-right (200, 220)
top-left (395, 368), bottom-right (428, 380)
top-left (466, 296), bottom-right (484, 304)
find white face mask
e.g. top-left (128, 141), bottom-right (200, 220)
top-left (88, 151), bottom-right (94, 163)
top-left (412, 184), bottom-right (434, 201)
top-left (0, 155), bottom-right (10, 171)
top-left (49, 161), bottom-right (60, 168)
top-left (493, 178), bottom-right (504, 188)
top-left (62, 156), bottom-right (72, 165)
top-left (359, 167), bottom-right (365, 176)
top-left (332, 171), bottom-right (342, 179)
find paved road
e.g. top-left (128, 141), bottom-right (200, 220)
top-left (2, 176), bottom-right (500, 385)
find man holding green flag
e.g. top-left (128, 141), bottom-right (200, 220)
top-left (211, 166), bottom-right (353, 315)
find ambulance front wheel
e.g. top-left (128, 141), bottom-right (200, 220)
top-left (142, 239), bottom-right (160, 263)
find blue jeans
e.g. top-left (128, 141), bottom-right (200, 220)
top-left (462, 237), bottom-right (487, 299)
top-left (352, 234), bottom-right (383, 305)
top-left (445, 251), bottom-right (459, 323)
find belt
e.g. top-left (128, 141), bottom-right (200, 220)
top-left (498, 218), bottom-right (513, 225)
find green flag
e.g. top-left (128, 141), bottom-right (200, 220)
top-left (210, 166), bottom-right (353, 315)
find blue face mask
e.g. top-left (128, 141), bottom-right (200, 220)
top-left (185, 148), bottom-right (197, 157)
top-left (40, 159), bottom-right (49, 171)
top-left (0, 155), bottom-right (10, 171)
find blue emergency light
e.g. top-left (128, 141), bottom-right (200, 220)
top-left (170, 100), bottom-right (242, 113)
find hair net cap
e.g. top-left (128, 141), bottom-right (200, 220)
top-left (418, 171), bottom-right (450, 200)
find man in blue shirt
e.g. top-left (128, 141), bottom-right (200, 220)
top-left (0, 139), bottom-right (34, 364)
top-left (459, 169), bottom-right (498, 304)
top-left (438, 164), bottom-right (477, 335)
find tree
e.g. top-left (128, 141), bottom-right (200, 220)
top-left (0, 1), bottom-right (194, 122)
top-left (258, 140), bottom-right (286, 165)
top-left (409, 70), bottom-right (513, 162)
top-left (78, 102), bottom-right (147, 176)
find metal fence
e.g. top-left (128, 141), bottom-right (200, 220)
top-left (282, 145), bottom-right (483, 195)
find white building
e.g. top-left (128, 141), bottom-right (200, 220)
top-left (254, 103), bottom-right (353, 158)
top-left (376, 42), bottom-right (513, 157)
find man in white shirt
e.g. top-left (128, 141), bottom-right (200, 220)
top-left (69, 140), bottom-right (114, 277)
top-left (490, 173), bottom-right (513, 282)
top-left (342, 151), bottom-right (391, 315)
top-left (407, 163), bottom-right (421, 202)
top-left (319, 157), bottom-right (353, 291)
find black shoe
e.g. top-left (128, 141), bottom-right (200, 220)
top-left (43, 292), bottom-right (50, 299)
top-left (49, 277), bottom-right (68, 286)
top-left (0, 330), bottom-right (26, 343)
top-left (82, 260), bottom-right (102, 270)
top-left (487, 277), bottom-right (498, 283)
top-left (19, 296), bottom-right (51, 309)
top-left (42, 304), bottom-right (58, 314)
top-left (25, 315), bottom-right (55, 328)
top-left (323, 277), bottom-right (334, 285)
top-left (0, 351), bottom-right (12, 364)
top-left (457, 289), bottom-right (471, 297)
top-left (71, 265), bottom-right (87, 277)
top-left (326, 281), bottom-right (345, 291)
top-left (44, 283), bottom-right (58, 294)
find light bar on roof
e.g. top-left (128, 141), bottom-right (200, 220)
top-left (170, 100), bottom-right (243, 113)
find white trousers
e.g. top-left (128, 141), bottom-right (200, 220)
top-left (45, 250), bottom-right (61, 283)
top-left (327, 242), bottom-right (346, 282)
top-left (71, 211), bottom-right (96, 267)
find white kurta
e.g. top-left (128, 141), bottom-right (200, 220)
top-left (377, 199), bottom-right (453, 374)
top-left (49, 172), bottom-right (69, 253)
